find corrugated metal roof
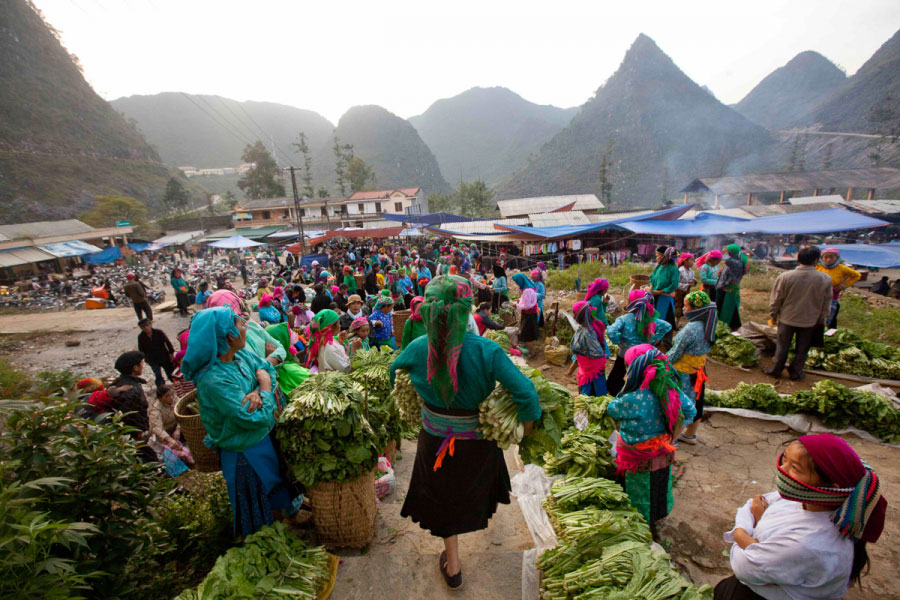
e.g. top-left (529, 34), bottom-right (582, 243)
top-left (788, 194), bottom-right (848, 206)
top-left (497, 194), bottom-right (604, 217)
top-left (680, 208), bottom-right (753, 220)
top-left (0, 219), bottom-right (95, 241)
top-left (681, 167), bottom-right (900, 196)
top-left (154, 230), bottom-right (206, 245)
top-left (528, 211), bottom-right (590, 227)
top-left (850, 200), bottom-right (900, 214)
top-left (0, 247), bottom-right (57, 267)
top-left (437, 218), bottom-right (529, 234)
top-left (586, 210), bottom-right (654, 223)
top-left (39, 241), bottom-right (103, 257)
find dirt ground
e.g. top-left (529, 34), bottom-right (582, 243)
top-left (2, 289), bottom-right (900, 599)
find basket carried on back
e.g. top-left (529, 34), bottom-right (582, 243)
top-left (174, 390), bottom-right (221, 473)
top-left (354, 274), bottom-right (365, 290)
top-left (382, 440), bottom-right (398, 465)
top-left (309, 472), bottom-right (377, 549)
top-left (392, 309), bottom-right (411, 339)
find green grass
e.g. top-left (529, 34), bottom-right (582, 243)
top-left (837, 293), bottom-right (900, 345)
top-left (546, 262), bottom-right (653, 292)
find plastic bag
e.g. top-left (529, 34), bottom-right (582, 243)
top-left (374, 456), bottom-right (396, 499)
top-left (163, 448), bottom-right (190, 478)
top-left (512, 465), bottom-right (559, 600)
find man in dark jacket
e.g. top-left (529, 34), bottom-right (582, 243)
top-left (137, 319), bottom-right (175, 387)
top-left (109, 350), bottom-right (156, 462)
top-left (123, 273), bottom-right (152, 321)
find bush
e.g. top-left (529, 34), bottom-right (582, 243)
top-left (1, 394), bottom-right (173, 599)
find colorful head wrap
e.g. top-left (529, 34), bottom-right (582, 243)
top-left (585, 278), bottom-right (609, 301)
top-left (531, 269), bottom-right (541, 281)
top-left (626, 289), bottom-right (656, 341)
top-left (684, 291), bottom-right (717, 344)
top-left (573, 300), bottom-right (605, 340)
top-left (511, 272), bottom-right (535, 290)
top-left (349, 316), bottom-right (369, 332)
top-left (656, 246), bottom-right (676, 264)
top-left (330, 285), bottom-right (340, 296)
top-left (76, 378), bottom-right (104, 393)
top-left (408, 296), bottom-right (425, 322)
top-left (776, 434), bottom-right (886, 543)
top-left (677, 253), bottom-right (694, 267)
top-left (460, 261), bottom-right (471, 274)
top-left (181, 306), bottom-right (241, 381)
top-left (306, 309), bottom-right (339, 368)
top-left (273, 286), bottom-right (284, 298)
top-left (695, 249), bottom-right (722, 269)
top-left (374, 294), bottom-right (394, 312)
top-left (419, 276), bottom-right (474, 406)
top-left (820, 248), bottom-right (843, 269)
top-left (259, 293), bottom-right (273, 307)
top-left (725, 243), bottom-right (749, 268)
top-left (536, 261), bottom-right (547, 271)
top-left (620, 344), bottom-right (683, 438)
top-left (265, 322), bottom-right (299, 360)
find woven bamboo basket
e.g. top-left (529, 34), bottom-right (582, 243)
top-left (382, 440), bottom-right (398, 465)
top-left (174, 390), bottom-right (221, 473)
top-left (354, 274), bottom-right (365, 290)
top-left (629, 274), bottom-right (650, 287)
top-left (392, 309), bottom-right (411, 340)
top-left (500, 311), bottom-right (517, 326)
top-left (309, 472), bottom-right (377, 548)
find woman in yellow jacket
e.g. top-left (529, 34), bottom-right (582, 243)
top-left (816, 248), bottom-right (860, 329)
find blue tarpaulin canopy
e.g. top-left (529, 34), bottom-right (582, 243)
top-left (127, 242), bottom-right (152, 252)
top-left (494, 205), bottom-right (693, 240)
top-left (819, 244), bottom-right (900, 268)
top-left (299, 253), bottom-right (329, 271)
top-left (620, 208), bottom-right (889, 237)
top-left (381, 212), bottom-right (481, 225)
top-left (208, 235), bottom-right (266, 249)
top-left (39, 240), bottom-right (103, 257)
top-left (82, 246), bottom-right (123, 264)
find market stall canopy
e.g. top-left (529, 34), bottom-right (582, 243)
top-left (127, 242), bottom-right (152, 252)
top-left (152, 230), bottom-right (205, 246)
top-left (268, 228), bottom-right (327, 239)
top-left (38, 240), bottom-right (103, 257)
top-left (818, 244), bottom-right (900, 268)
top-left (381, 213), bottom-right (480, 225)
top-left (201, 226), bottom-right (285, 241)
top-left (0, 247), bottom-right (57, 267)
top-left (82, 246), bottom-right (123, 264)
top-left (493, 205), bottom-right (693, 241)
top-left (306, 226), bottom-right (404, 245)
top-left (208, 235), bottom-right (266, 249)
top-left (620, 208), bottom-right (889, 237)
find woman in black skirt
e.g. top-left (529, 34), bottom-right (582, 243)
top-left (512, 272), bottom-right (540, 355)
top-left (390, 276), bottom-right (540, 590)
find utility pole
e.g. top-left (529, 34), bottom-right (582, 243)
top-left (288, 167), bottom-right (306, 255)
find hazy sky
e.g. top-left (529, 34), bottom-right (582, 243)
top-left (33, 0), bottom-right (900, 124)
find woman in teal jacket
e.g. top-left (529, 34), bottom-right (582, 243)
top-left (649, 246), bottom-right (679, 342)
top-left (181, 306), bottom-right (294, 537)
top-left (170, 268), bottom-right (190, 317)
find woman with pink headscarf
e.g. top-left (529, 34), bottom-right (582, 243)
top-left (605, 289), bottom-right (673, 396)
top-left (716, 433), bottom-right (886, 600)
top-left (696, 250), bottom-right (723, 301)
top-left (607, 343), bottom-right (695, 529)
top-left (570, 300), bottom-right (608, 396)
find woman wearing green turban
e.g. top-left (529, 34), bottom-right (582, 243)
top-left (305, 309), bottom-right (350, 373)
top-left (716, 244), bottom-right (748, 331)
top-left (390, 276), bottom-right (540, 590)
top-left (264, 322), bottom-right (310, 394)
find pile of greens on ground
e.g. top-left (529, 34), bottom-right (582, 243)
top-left (485, 329), bottom-right (511, 351)
top-left (276, 372), bottom-right (380, 487)
top-left (707, 380), bottom-right (900, 443)
top-left (539, 477), bottom-right (712, 600)
top-left (556, 314), bottom-right (575, 346)
top-left (350, 346), bottom-right (404, 448)
top-left (544, 395), bottom-right (618, 479)
top-left (709, 322), bottom-right (759, 367)
top-left (174, 522), bottom-right (329, 599)
top-left (478, 366), bottom-right (572, 464)
top-left (804, 328), bottom-right (900, 379)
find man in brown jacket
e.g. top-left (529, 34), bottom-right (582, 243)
top-left (765, 246), bottom-right (832, 380)
top-left (123, 272), bottom-right (152, 321)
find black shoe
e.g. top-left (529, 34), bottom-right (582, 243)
top-left (789, 373), bottom-right (805, 381)
top-left (762, 368), bottom-right (781, 379)
top-left (439, 550), bottom-right (463, 591)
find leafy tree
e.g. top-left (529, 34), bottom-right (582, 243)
top-left (80, 195), bottom-right (148, 230)
top-left (598, 140), bottom-right (614, 205)
top-left (293, 132), bottom-right (315, 198)
top-left (162, 177), bottom-right (191, 212)
top-left (237, 141), bottom-right (285, 199)
top-left (317, 187), bottom-right (329, 198)
top-left (344, 156), bottom-right (376, 193)
top-left (456, 180), bottom-right (496, 217)
top-left (333, 135), bottom-right (353, 196)
top-left (427, 191), bottom-right (458, 213)
top-left (221, 190), bottom-right (238, 210)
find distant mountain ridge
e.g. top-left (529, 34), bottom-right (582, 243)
top-left (799, 27), bottom-right (900, 133)
top-left (409, 87), bottom-right (576, 184)
top-left (0, 0), bottom-right (170, 223)
top-left (496, 34), bottom-right (773, 206)
top-left (734, 51), bottom-right (846, 130)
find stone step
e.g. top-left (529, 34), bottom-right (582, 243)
top-left (329, 550), bottom-right (525, 600)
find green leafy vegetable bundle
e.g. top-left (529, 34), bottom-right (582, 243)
top-left (804, 329), bottom-right (900, 379)
top-left (543, 395), bottom-right (617, 479)
top-left (556, 314), bottom-right (575, 346)
top-left (707, 380), bottom-right (900, 443)
top-left (709, 322), bottom-right (758, 367)
top-left (391, 368), bottom-right (422, 428)
top-left (349, 347), bottom-right (403, 449)
top-left (478, 367), bottom-right (571, 461)
top-left (485, 329), bottom-right (511, 351)
top-left (276, 372), bottom-right (380, 487)
top-left (175, 522), bottom-right (329, 599)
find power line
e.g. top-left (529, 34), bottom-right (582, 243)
top-left (233, 101), bottom-right (301, 170)
top-left (216, 97), bottom-right (297, 169)
top-left (194, 94), bottom-right (259, 148)
top-left (179, 93), bottom-right (256, 149)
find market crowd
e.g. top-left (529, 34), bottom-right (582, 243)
top-left (73, 239), bottom-right (884, 599)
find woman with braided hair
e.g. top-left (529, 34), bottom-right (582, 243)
top-left (668, 290), bottom-right (717, 445)
top-left (390, 276), bottom-right (540, 591)
top-left (716, 433), bottom-right (887, 600)
top-left (607, 344), bottom-right (696, 528)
